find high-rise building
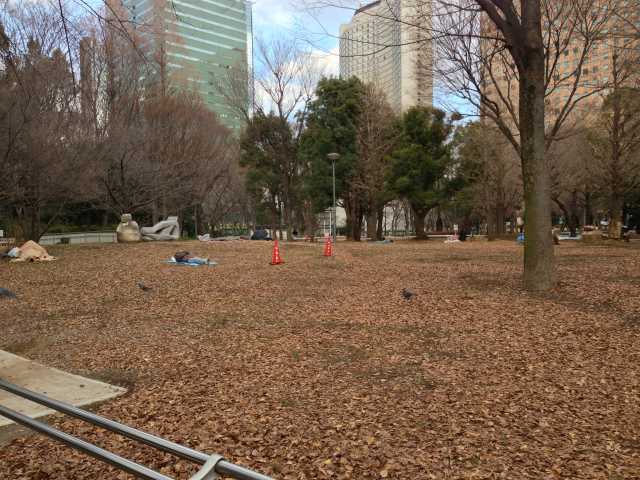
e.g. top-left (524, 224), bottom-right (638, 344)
top-left (119, 0), bottom-right (252, 132)
top-left (79, 36), bottom-right (97, 121)
top-left (339, 0), bottom-right (433, 112)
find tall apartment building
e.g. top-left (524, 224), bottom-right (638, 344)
top-left (339, 0), bottom-right (433, 113)
top-left (79, 36), bottom-right (97, 122)
top-left (118, 0), bottom-right (252, 132)
top-left (480, 1), bottom-right (640, 123)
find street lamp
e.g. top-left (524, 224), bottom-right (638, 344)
top-left (327, 153), bottom-right (340, 243)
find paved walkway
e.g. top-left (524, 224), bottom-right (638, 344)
top-left (0, 351), bottom-right (125, 428)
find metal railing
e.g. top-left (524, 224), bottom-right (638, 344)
top-left (0, 380), bottom-right (273, 480)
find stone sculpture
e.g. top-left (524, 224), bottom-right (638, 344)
top-left (116, 214), bottom-right (141, 243)
top-left (141, 216), bottom-right (180, 241)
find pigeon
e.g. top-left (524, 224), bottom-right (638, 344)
top-left (0, 288), bottom-right (17, 299)
top-left (402, 288), bottom-right (416, 300)
top-left (137, 282), bottom-right (152, 292)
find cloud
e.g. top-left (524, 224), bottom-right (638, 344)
top-left (251, 1), bottom-right (354, 50)
top-left (251, 0), bottom-right (296, 30)
top-left (310, 46), bottom-right (339, 77)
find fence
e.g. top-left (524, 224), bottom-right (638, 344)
top-left (0, 380), bottom-right (272, 480)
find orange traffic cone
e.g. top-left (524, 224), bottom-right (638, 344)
top-left (270, 240), bottom-right (284, 265)
top-left (323, 235), bottom-right (333, 257)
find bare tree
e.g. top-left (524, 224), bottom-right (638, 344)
top-left (456, 122), bottom-right (522, 236)
top-left (77, 12), bottom-right (237, 225)
top-left (354, 83), bottom-right (398, 240)
top-left (434, 0), bottom-right (626, 289)
top-left (547, 126), bottom-right (591, 237)
top-left (0, 2), bottom-right (88, 241)
top-left (587, 54), bottom-right (640, 239)
top-left (201, 161), bottom-right (248, 235)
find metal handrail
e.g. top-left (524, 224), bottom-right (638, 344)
top-left (0, 380), bottom-right (273, 480)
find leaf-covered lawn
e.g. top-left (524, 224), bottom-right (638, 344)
top-left (1, 240), bottom-right (639, 479)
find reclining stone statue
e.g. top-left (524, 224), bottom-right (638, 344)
top-left (141, 216), bottom-right (180, 241)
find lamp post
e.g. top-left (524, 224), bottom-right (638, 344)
top-left (327, 153), bottom-right (340, 243)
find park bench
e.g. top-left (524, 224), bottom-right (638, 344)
top-left (0, 380), bottom-right (272, 480)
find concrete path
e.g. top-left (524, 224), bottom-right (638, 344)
top-left (0, 350), bottom-right (126, 428)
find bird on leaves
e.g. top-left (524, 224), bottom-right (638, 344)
top-left (0, 288), bottom-right (17, 299)
top-left (137, 282), bottom-right (152, 292)
top-left (402, 288), bottom-right (416, 300)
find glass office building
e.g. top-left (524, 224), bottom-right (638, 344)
top-left (121, 0), bottom-right (252, 132)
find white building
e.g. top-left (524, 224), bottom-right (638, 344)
top-left (339, 0), bottom-right (433, 112)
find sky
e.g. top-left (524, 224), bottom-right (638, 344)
top-left (250, 0), bottom-right (354, 77)
top-left (249, 0), bottom-right (474, 116)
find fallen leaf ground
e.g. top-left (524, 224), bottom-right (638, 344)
top-left (0, 239), bottom-right (639, 479)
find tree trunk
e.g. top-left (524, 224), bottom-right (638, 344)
top-left (391, 205), bottom-right (400, 234)
top-left (194, 204), bottom-right (201, 237)
top-left (302, 201), bottom-right (316, 241)
top-left (152, 201), bottom-right (159, 225)
top-left (161, 195), bottom-right (167, 220)
top-left (413, 207), bottom-right (427, 240)
top-left (270, 208), bottom-right (278, 241)
top-left (584, 191), bottom-right (594, 225)
top-left (284, 205), bottom-right (294, 241)
top-left (344, 197), bottom-right (353, 240)
top-left (519, 10), bottom-right (555, 291)
top-left (20, 204), bottom-right (42, 242)
top-left (33, 208), bottom-right (40, 242)
top-left (278, 200), bottom-right (284, 240)
top-left (435, 208), bottom-right (443, 232)
top-left (568, 190), bottom-right (580, 237)
top-left (376, 205), bottom-right (384, 240)
top-left (496, 207), bottom-right (505, 235)
top-left (366, 209), bottom-right (377, 241)
top-left (520, 98), bottom-right (555, 287)
top-left (488, 207), bottom-right (505, 239)
top-left (352, 212), bottom-right (363, 241)
top-left (609, 195), bottom-right (624, 240)
top-left (553, 197), bottom-right (577, 238)
top-left (348, 196), bottom-right (363, 241)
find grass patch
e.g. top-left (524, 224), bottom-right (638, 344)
top-left (280, 397), bottom-right (297, 408)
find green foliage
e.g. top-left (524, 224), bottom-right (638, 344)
top-left (240, 112), bottom-right (293, 212)
top-left (298, 77), bottom-right (365, 212)
top-left (389, 107), bottom-right (456, 216)
top-left (447, 122), bottom-right (486, 217)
